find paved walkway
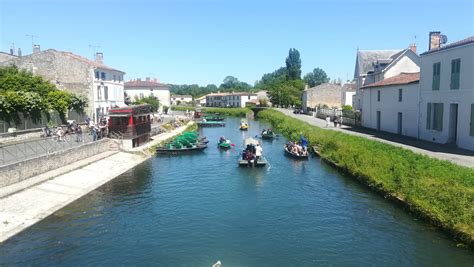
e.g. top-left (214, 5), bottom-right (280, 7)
top-left (276, 108), bottom-right (474, 168)
top-left (0, 122), bottom-right (195, 243)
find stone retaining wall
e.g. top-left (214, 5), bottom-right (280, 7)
top-left (0, 139), bottom-right (114, 188)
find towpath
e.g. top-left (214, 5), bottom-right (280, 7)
top-left (276, 108), bottom-right (474, 168)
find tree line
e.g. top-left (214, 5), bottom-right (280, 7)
top-left (170, 75), bottom-right (253, 98)
top-left (0, 66), bottom-right (87, 124)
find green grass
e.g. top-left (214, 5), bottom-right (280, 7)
top-left (202, 107), bottom-right (251, 117)
top-left (171, 106), bottom-right (196, 111)
top-left (257, 109), bottom-right (474, 245)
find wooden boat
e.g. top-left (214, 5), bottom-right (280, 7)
top-left (239, 156), bottom-right (267, 167)
top-left (261, 132), bottom-right (275, 140)
top-left (284, 145), bottom-right (309, 159)
top-left (156, 143), bottom-right (208, 154)
top-left (239, 138), bottom-right (267, 167)
top-left (197, 121), bottom-right (225, 127)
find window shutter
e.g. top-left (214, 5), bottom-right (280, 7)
top-left (435, 103), bottom-right (444, 131)
top-left (427, 103), bottom-right (431, 130)
top-left (470, 104), bottom-right (474, 137)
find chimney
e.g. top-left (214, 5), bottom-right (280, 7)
top-left (146, 77), bottom-right (150, 81)
top-left (9, 48), bottom-right (14, 55)
top-left (137, 78), bottom-right (141, 81)
top-left (409, 43), bottom-right (417, 54)
top-left (95, 52), bottom-right (103, 64)
top-left (153, 78), bottom-right (157, 82)
top-left (33, 44), bottom-right (40, 54)
top-left (17, 48), bottom-right (22, 57)
top-left (429, 31), bottom-right (441, 51)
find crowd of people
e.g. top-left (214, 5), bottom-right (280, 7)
top-left (325, 115), bottom-right (343, 128)
top-left (242, 142), bottom-right (263, 163)
top-left (285, 135), bottom-right (308, 156)
top-left (261, 129), bottom-right (274, 135)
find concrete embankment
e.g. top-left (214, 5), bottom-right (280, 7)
top-left (0, 122), bottom-right (194, 243)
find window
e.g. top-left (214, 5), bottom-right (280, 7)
top-left (427, 103), bottom-right (444, 131)
top-left (97, 85), bottom-right (101, 100)
top-left (101, 72), bottom-right (106, 80)
top-left (450, 58), bottom-right (461, 89)
top-left (104, 86), bottom-right (109, 101)
top-left (377, 90), bottom-right (380, 102)
top-left (432, 62), bottom-right (441, 90)
top-left (398, 88), bottom-right (402, 102)
top-left (95, 71), bottom-right (99, 79)
top-left (248, 95), bottom-right (250, 100)
top-left (113, 75), bottom-right (116, 82)
top-left (471, 104), bottom-right (474, 137)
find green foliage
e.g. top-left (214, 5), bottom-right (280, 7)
top-left (303, 67), bottom-right (330, 87)
top-left (133, 96), bottom-right (160, 112)
top-left (172, 106), bottom-right (196, 111)
top-left (0, 66), bottom-right (86, 124)
top-left (202, 107), bottom-right (251, 117)
top-left (285, 48), bottom-right (302, 80)
top-left (170, 76), bottom-right (253, 99)
top-left (258, 109), bottom-right (474, 244)
top-left (265, 79), bottom-right (305, 107)
top-left (220, 76), bottom-right (251, 91)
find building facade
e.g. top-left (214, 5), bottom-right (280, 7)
top-left (125, 78), bottom-right (171, 107)
top-left (171, 95), bottom-right (193, 105)
top-left (418, 33), bottom-right (474, 150)
top-left (302, 83), bottom-right (343, 112)
top-left (361, 73), bottom-right (420, 138)
top-left (0, 48), bottom-right (126, 122)
top-left (206, 92), bottom-right (258, 108)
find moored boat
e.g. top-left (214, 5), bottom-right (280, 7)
top-left (197, 121), bottom-right (225, 127)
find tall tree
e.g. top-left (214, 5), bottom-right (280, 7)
top-left (303, 67), bottom-right (330, 87)
top-left (285, 48), bottom-right (302, 80)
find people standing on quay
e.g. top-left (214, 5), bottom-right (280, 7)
top-left (75, 125), bottom-right (83, 142)
top-left (325, 116), bottom-right (331, 127)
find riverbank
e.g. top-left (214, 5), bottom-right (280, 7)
top-left (257, 109), bottom-right (474, 247)
top-left (0, 122), bottom-right (195, 243)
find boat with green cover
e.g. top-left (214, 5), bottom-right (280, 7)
top-left (156, 132), bottom-right (208, 154)
top-left (197, 121), bottom-right (225, 127)
top-left (203, 115), bottom-right (224, 121)
top-left (218, 137), bottom-right (232, 150)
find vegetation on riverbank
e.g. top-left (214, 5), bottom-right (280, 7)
top-left (171, 106), bottom-right (196, 111)
top-left (257, 109), bottom-right (474, 246)
top-left (203, 107), bottom-right (251, 117)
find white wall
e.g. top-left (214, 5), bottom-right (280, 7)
top-left (385, 53), bottom-right (420, 79)
top-left (92, 68), bottom-right (125, 121)
top-left (239, 95), bottom-right (258, 108)
top-left (362, 83), bottom-right (419, 138)
top-left (342, 92), bottom-right (355, 106)
top-left (126, 87), bottom-right (170, 107)
top-left (419, 43), bottom-right (474, 150)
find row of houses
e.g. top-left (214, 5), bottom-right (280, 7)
top-left (353, 32), bottom-right (473, 151)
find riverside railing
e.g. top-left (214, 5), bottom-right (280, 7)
top-left (0, 133), bottom-right (95, 167)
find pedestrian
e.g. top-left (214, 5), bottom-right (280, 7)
top-left (325, 116), bottom-right (330, 127)
top-left (333, 115), bottom-right (338, 127)
top-left (76, 125), bottom-right (83, 142)
top-left (91, 126), bottom-right (98, 141)
top-left (338, 116), bottom-right (343, 128)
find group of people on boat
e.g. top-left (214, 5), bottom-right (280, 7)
top-left (242, 142), bottom-right (263, 162)
top-left (261, 129), bottom-right (274, 136)
top-left (285, 135), bottom-right (308, 156)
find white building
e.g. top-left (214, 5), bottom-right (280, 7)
top-left (418, 33), bottom-right (474, 151)
top-left (341, 83), bottom-right (356, 106)
top-left (361, 73), bottom-right (420, 138)
top-left (206, 92), bottom-right (258, 108)
top-left (352, 45), bottom-right (419, 111)
top-left (171, 95), bottom-right (193, 105)
top-left (125, 78), bottom-right (171, 107)
top-left (195, 95), bottom-right (207, 106)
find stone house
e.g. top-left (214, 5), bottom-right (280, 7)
top-left (125, 78), bottom-right (171, 108)
top-left (0, 48), bottom-right (126, 122)
top-left (206, 92), bottom-right (258, 108)
top-left (302, 83), bottom-right (343, 112)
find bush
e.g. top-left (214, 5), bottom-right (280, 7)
top-left (257, 109), bottom-right (474, 244)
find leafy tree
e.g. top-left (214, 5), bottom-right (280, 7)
top-left (303, 68), bottom-right (330, 87)
top-left (46, 90), bottom-right (72, 122)
top-left (285, 48), bottom-right (302, 80)
top-left (134, 96), bottom-right (160, 112)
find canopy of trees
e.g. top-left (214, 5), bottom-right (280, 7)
top-left (0, 65), bottom-right (87, 123)
top-left (170, 76), bottom-right (253, 98)
top-left (303, 68), bottom-right (330, 87)
top-left (132, 96), bottom-right (160, 112)
top-left (285, 48), bottom-right (302, 80)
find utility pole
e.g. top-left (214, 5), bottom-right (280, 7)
top-left (25, 34), bottom-right (38, 52)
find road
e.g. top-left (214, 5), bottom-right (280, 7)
top-left (276, 108), bottom-right (474, 168)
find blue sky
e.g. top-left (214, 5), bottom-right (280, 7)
top-left (1, 0), bottom-right (473, 86)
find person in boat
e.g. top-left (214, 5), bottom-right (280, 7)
top-left (300, 135), bottom-right (308, 148)
top-left (255, 144), bottom-right (263, 161)
top-left (219, 136), bottom-right (226, 144)
top-left (261, 129), bottom-right (267, 135)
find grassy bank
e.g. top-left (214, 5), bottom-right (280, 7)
top-left (257, 109), bottom-right (474, 246)
top-left (171, 106), bottom-right (196, 111)
top-left (203, 107), bottom-right (251, 117)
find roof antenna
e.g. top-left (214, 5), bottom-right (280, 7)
top-left (25, 34), bottom-right (39, 52)
top-left (88, 44), bottom-right (101, 58)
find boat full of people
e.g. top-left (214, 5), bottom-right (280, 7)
top-left (239, 138), bottom-right (267, 167)
top-left (284, 135), bottom-right (309, 159)
top-left (218, 136), bottom-right (232, 150)
top-left (260, 129), bottom-right (275, 139)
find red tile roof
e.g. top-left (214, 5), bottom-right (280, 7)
top-left (362, 72), bottom-right (420, 89)
top-left (58, 50), bottom-right (125, 73)
top-left (125, 80), bottom-right (170, 88)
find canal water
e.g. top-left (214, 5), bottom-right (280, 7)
top-left (0, 117), bottom-right (473, 266)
